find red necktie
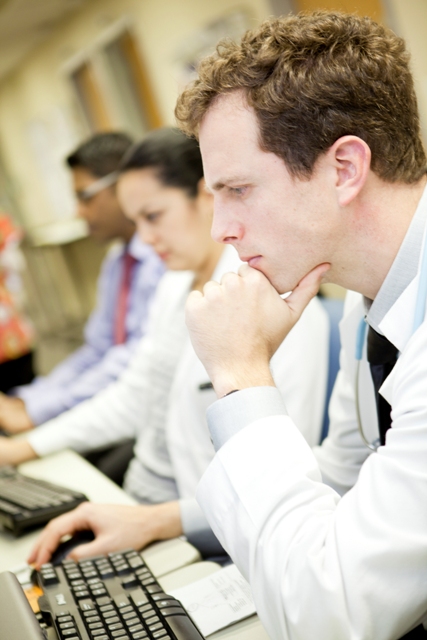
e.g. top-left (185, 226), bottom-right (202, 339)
top-left (114, 251), bottom-right (137, 345)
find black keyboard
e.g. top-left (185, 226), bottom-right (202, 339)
top-left (0, 466), bottom-right (87, 536)
top-left (35, 548), bottom-right (205, 640)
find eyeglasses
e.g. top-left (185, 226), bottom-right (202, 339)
top-left (76, 171), bottom-right (119, 203)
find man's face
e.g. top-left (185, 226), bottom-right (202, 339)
top-left (199, 92), bottom-right (341, 293)
top-left (72, 167), bottom-right (132, 243)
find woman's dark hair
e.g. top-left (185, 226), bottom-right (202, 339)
top-left (119, 128), bottom-right (203, 197)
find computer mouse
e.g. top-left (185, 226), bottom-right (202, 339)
top-left (50, 529), bottom-right (95, 566)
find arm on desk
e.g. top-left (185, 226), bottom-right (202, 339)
top-left (0, 394), bottom-right (34, 434)
top-left (0, 437), bottom-right (37, 465)
top-left (28, 501), bottom-right (183, 568)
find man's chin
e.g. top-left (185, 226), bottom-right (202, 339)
top-left (250, 266), bottom-right (288, 295)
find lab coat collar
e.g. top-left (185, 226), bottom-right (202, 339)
top-left (376, 189), bottom-right (427, 402)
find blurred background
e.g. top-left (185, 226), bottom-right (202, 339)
top-left (0, 0), bottom-right (425, 375)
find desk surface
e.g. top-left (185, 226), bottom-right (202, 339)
top-left (0, 450), bottom-right (200, 576)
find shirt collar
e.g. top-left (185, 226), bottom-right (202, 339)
top-left (366, 185), bottom-right (427, 333)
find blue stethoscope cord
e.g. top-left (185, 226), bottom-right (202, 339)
top-left (355, 317), bottom-right (380, 450)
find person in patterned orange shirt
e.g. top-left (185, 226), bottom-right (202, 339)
top-left (0, 212), bottom-right (34, 392)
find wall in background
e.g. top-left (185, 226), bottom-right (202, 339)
top-left (0, 0), bottom-right (271, 230)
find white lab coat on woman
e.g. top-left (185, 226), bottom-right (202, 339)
top-left (197, 198), bottom-right (427, 638)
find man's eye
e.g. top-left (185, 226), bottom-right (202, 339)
top-left (229, 187), bottom-right (246, 196)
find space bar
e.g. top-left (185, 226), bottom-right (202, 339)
top-left (166, 614), bottom-right (205, 639)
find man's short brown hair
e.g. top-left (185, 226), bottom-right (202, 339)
top-left (176, 11), bottom-right (426, 183)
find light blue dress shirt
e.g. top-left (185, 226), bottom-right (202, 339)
top-left (13, 234), bottom-right (164, 425)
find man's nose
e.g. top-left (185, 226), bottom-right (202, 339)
top-left (211, 202), bottom-right (242, 244)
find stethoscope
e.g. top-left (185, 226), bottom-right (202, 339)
top-left (354, 233), bottom-right (427, 451)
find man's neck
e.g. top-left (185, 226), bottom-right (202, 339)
top-left (332, 174), bottom-right (427, 300)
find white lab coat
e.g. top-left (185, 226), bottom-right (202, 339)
top-left (197, 242), bottom-right (427, 639)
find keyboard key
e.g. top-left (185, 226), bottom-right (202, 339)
top-left (161, 607), bottom-right (186, 616)
top-left (115, 564), bottom-right (131, 576)
top-left (79, 599), bottom-right (96, 611)
top-left (88, 622), bottom-right (104, 630)
top-left (40, 571), bottom-right (59, 586)
top-left (108, 622), bottom-right (125, 631)
top-left (129, 588), bottom-right (148, 607)
top-left (59, 621), bottom-right (75, 629)
top-left (102, 610), bottom-right (118, 619)
top-left (122, 612), bottom-right (137, 621)
top-left (141, 609), bottom-right (157, 620)
top-left (125, 618), bottom-right (140, 627)
top-left (156, 599), bottom-right (180, 609)
top-left (152, 632), bottom-right (168, 639)
top-left (146, 585), bottom-right (162, 594)
top-left (99, 567), bottom-right (115, 579)
top-left (141, 577), bottom-right (156, 586)
top-left (122, 574), bottom-right (139, 589)
top-left (114, 594), bottom-right (130, 608)
top-left (138, 604), bottom-right (154, 614)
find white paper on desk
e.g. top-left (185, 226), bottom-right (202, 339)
top-left (169, 564), bottom-right (256, 636)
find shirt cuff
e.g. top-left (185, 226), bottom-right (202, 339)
top-left (179, 498), bottom-right (225, 557)
top-left (207, 386), bottom-right (288, 451)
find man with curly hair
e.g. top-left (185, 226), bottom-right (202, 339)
top-left (176, 11), bottom-right (427, 640)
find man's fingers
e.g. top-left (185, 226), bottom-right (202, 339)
top-left (285, 263), bottom-right (330, 317)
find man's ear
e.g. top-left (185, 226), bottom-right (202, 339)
top-left (327, 136), bottom-right (371, 207)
